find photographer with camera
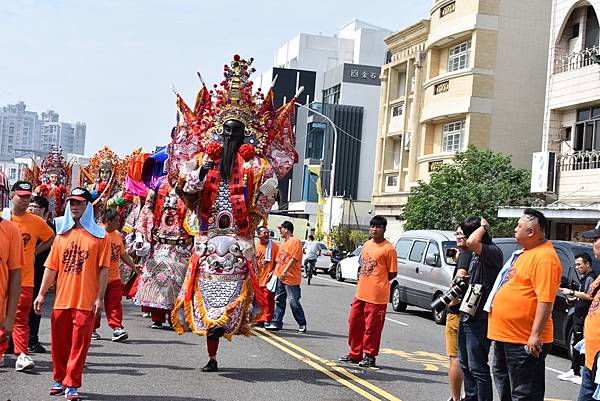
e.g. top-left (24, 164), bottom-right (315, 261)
top-left (444, 249), bottom-right (472, 401)
top-left (557, 253), bottom-right (596, 384)
top-left (455, 217), bottom-right (503, 401)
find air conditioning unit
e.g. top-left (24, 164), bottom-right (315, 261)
top-left (530, 151), bottom-right (556, 193)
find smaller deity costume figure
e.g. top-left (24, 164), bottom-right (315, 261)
top-left (35, 146), bottom-right (70, 219)
top-left (80, 146), bottom-right (126, 214)
top-left (169, 55), bottom-right (299, 372)
top-left (133, 181), bottom-right (193, 327)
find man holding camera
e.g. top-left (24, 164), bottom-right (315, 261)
top-left (455, 217), bottom-right (503, 401)
top-left (558, 253), bottom-right (596, 384)
top-left (487, 209), bottom-right (561, 401)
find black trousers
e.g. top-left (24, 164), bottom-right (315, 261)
top-left (492, 340), bottom-right (552, 401)
top-left (27, 264), bottom-right (45, 344)
top-left (571, 321), bottom-right (584, 375)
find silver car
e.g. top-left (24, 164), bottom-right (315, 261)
top-left (389, 230), bottom-right (457, 325)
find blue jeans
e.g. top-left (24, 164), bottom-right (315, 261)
top-left (492, 341), bottom-right (551, 401)
top-left (578, 366), bottom-right (596, 401)
top-left (458, 318), bottom-right (493, 401)
top-left (271, 279), bottom-right (306, 328)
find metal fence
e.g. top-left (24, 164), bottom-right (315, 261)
top-left (558, 150), bottom-right (600, 171)
top-left (554, 46), bottom-right (600, 74)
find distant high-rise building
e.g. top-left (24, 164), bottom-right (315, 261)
top-left (0, 103), bottom-right (86, 159)
top-left (0, 101), bottom-right (41, 160)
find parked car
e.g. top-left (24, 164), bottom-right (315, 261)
top-left (335, 246), bottom-right (363, 282)
top-left (389, 230), bottom-right (458, 324)
top-left (300, 241), bottom-right (332, 272)
top-left (493, 238), bottom-right (599, 359)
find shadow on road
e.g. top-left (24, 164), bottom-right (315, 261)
top-left (124, 339), bottom-right (197, 346)
top-left (218, 367), bottom-right (344, 386)
top-left (272, 329), bottom-right (347, 340)
top-left (84, 393), bottom-right (214, 401)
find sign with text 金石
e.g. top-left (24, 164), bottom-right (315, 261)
top-left (343, 64), bottom-right (381, 86)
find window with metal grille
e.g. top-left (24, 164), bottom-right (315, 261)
top-left (442, 121), bottom-right (465, 152)
top-left (448, 41), bottom-right (471, 72)
top-left (392, 103), bottom-right (404, 117)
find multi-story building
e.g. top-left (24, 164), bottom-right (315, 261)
top-left (40, 110), bottom-right (86, 155)
top-left (500, 0), bottom-right (600, 240)
top-left (258, 19), bottom-right (392, 232)
top-left (0, 101), bottom-right (41, 160)
top-left (373, 0), bottom-right (553, 240)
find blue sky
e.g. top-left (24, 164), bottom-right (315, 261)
top-left (0, 0), bottom-right (429, 156)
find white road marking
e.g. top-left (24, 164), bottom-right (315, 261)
top-left (313, 275), bottom-right (357, 287)
top-left (313, 276), bottom-right (410, 326)
top-left (385, 317), bottom-right (409, 326)
top-left (545, 366), bottom-right (565, 374)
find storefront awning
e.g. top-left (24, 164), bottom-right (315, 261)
top-left (498, 205), bottom-right (600, 220)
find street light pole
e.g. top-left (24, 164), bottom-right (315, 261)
top-left (295, 102), bottom-right (338, 234)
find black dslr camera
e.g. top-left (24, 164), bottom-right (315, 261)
top-left (431, 275), bottom-right (469, 313)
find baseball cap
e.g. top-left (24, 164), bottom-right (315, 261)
top-left (582, 220), bottom-right (600, 240)
top-left (277, 220), bottom-right (294, 232)
top-left (11, 181), bottom-right (33, 196)
top-left (66, 187), bottom-right (93, 203)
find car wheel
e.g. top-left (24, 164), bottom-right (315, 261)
top-left (566, 324), bottom-right (575, 362)
top-left (336, 264), bottom-right (345, 282)
top-left (391, 285), bottom-right (407, 312)
top-left (432, 294), bottom-right (446, 325)
top-left (329, 265), bottom-right (337, 279)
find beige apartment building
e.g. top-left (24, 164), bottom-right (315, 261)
top-left (372, 0), bottom-right (552, 240)
top-left (499, 0), bottom-right (600, 240)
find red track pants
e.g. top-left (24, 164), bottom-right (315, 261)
top-left (256, 286), bottom-right (275, 323)
top-left (347, 298), bottom-right (387, 360)
top-left (95, 280), bottom-right (123, 330)
top-left (12, 286), bottom-right (34, 355)
top-left (51, 309), bottom-right (94, 388)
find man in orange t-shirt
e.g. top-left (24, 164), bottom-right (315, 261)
top-left (0, 217), bottom-right (24, 368)
top-left (339, 216), bottom-right (397, 368)
top-left (5, 181), bottom-right (55, 372)
top-left (265, 221), bottom-right (307, 333)
top-left (93, 208), bottom-right (140, 342)
top-left (34, 187), bottom-right (111, 401)
top-left (577, 221), bottom-right (600, 401)
top-left (255, 226), bottom-right (279, 325)
top-left (487, 209), bottom-right (561, 401)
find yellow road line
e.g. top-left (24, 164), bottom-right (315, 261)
top-left (252, 329), bottom-right (381, 401)
top-left (257, 328), bottom-right (403, 401)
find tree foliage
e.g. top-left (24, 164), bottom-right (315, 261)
top-left (400, 146), bottom-right (540, 237)
top-left (330, 226), bottom-right (369, 253)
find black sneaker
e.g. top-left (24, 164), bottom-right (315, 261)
top-left (202, 359), bottom-right (218, 372)
top-left (358, 355), bottom-right (376, 368)
top-left (338, 354), bottom-right (360, 364)
top-left (28, 342), bottom-right (47, 354)
top-left (151, 321), bottom-right (163, 329)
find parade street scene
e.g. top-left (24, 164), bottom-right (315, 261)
top-left (1, 1), bottom-right (600, 401)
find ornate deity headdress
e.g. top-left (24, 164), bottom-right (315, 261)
top-left (169, 55), bottom-right (299, 179)
top-left (80, 145), bottom-right (126, 187)
top-left (39, 145), bottom-right (68, 185)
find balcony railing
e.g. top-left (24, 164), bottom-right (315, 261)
top-left (554, 46), bottom-right (600, 74)
top-left (558, 150), bottom-right (600, 171)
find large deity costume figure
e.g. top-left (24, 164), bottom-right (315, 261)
top-left (133, 182), bottom-right (193, 327)
top-left (80, 145), bottom-right (126, 213)
top-left (35, 146), bottom-right (70, 219)
top-left (169, 55), bottom-right (299, 372)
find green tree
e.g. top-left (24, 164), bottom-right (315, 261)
top-left (400, 146), bottom-right (540, 237)
top-left (330, 226), bottom-right (369, 252)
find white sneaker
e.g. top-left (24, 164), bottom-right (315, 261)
top-left (91, 330), bottom-right (101, 340)
top-left (112, 328), bottom-right (128, 342)
top-left (557, 369), bottom-right (577, 381)
top-left (15, 353), bottom-right (34, 371)
top-left (570, 375), bottom-right (582, 385)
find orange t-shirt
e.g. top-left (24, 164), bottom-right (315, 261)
top-left (45, 228), bottom-right (111, 311)
top-left (488, 241), bottom-right (561, 344)
top-left (355, 239), bottom-right (398, 305)
top-left (256, 240), bottom-right (279, 287)
top-left (106, 230), bottom-right (125, 283)
top-left (11, 212), bottom-right (54, 288)
top-left (584, 276), bottom-right (600, 369)
top-left (275, 236), bottom-right (303, 286)
top-left (0, 219), bottom-right (25, 323)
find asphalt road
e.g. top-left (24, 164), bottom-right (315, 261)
top-left (0, 275), bottom-right (578, 401)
